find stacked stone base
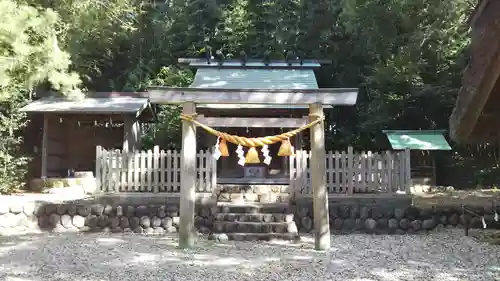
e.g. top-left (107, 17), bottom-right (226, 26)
top-left (0, 196), bottom-right (499, 236)
top-left (210, 203), bottom-right (300, 241)
top-left (294, 199), bottom-right (500, 234)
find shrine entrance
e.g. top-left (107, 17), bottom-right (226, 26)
top-left (146, 58), bottom-right (359, 250)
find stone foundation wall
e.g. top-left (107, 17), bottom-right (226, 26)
top-left (0, 201), bottom-right (215, 235)
top-left (294, 198), bottom-right (500, 234)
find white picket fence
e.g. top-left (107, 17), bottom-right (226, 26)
top-left (289, 147), bottom-right (411, 196)
top-left (95, 146), bottom-right (216, 193)
top-left (95, 146), bottom-right (410, 195)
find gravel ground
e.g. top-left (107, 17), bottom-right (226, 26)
top-left (0, 229), bottom-right (498, 281)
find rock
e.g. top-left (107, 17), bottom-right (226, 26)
top-left (360, 206), bottom-right (370, 219)
top-left (144, 227), bottom-right (154, 234)
top-left (109, 217), bottom-right (119, 229)
top-left (91, 204), bottom-right (104, 216)
top-left (216, 233), bottom-right (229, 242)
top-left (125, 205), bottom-right (135, 217)
top-left (423, 219), bottom-right (436, 230)
top-left (377, 218), bottom-right (388, 230)
top-left (140, 216), bottom-right (151, 228)
top-left (135, 205), bottom-right (148, 217)
top-left (85, 215), bottom-right (98, 228)
top-left (329, 206), bottom-right (340, 218)
top-left (103, 205), bottom-right (113, 215)
top-left (471, 217), bottom-right (482, 228)
top-left (0, 204), bottom-right (9, 215)
top-left (355, 218), bottom-right (364, 230)
top-left (151, 216), bottom-right (162, 227)
top-left (129, 217), bottom-right (140, 228)
top-left (301, 216), bottom-right (313, 232)
top-left (194, 216), bottom-right (205, 227)
top-left (133, 226), bottom-right (144, 234)
top-left (199, 226), bottom-right (211, 234)
top-left (33, 205), bottom-right (45, 217)
top-left (371, 207), bottom-right (383, 219)
top-left (111, 227), bottom-right (122, 233)
top-left (410, 220), bottom-right (422, 231)
top-left (388, 219), bottom-right (399, 230)
top-left (394, 208), bottom-right (405, 220)
top-left (165, 226), bottom-right (177, 233)
top-left (72, 215), bottom-right (86, 228)
top-left (157, 206), bottom-right (167, 218)
top-left (123, 228), bottom-right (132, 233)
top-left (102, 227), bottom-right (111, 233)
top-left (459, 214), bottom-right (471, 226)
top-left (56, 204), bottom-right (67, 215)
top-left (339, 205), bottom-right (351, 219)
top-left (448, 214), bottom-right (459, 226)
top-left (148, 205), bottom-right (158, 217)
top-left (386, 207), bottom-right (395, 218)
top-left (439, 215), bottom-right (447, 225)
top-left (119, 217), bottom-right (130, 229)
top-left (9, 203), bottom-right (24, 214)
top-left (153, 227), bottom-right (165, 235)
top-left (405, 206), bottom-right (420, 220)
top-left (98, 215), bottom-right (109, 227)
top-left (342, 219), bottom-right (356, 231)
top-left (38, 215), bottom-right (50, 229)
top-left (333, 218), bottom-right (343, 230)
top-left (60, 214), bottom-right (73, 228)
top-left (67, 205), bottom-right (77, 216)
top-left (399, 218), bottom-right (410, 230)
top-left (115, 205), bottom-right (124, 217)
top-left (172, 216), bottom-right (180, 226)
top-left (167, 205), bottom-right (179, 217)
top-left (76, 206), bottom-right (91, 217)
top-left (350, 205), bottom-right (360, 219)
top-left (49, 214), bottom-right (61, 227)
top-left (200, 208), bottom-right (210, 218)
top-left (364, 218), bottom-right (377, 232)
top-left (44, 204), bottom-right (57, 215)
top-left (23, 203), bottom-right (36, 216)
top-left (287, 223), bottom-right (298, 233)
top-left (161, 217), bottom-right (173, 228)
top-left (297, 207), bottom-right (309, 218)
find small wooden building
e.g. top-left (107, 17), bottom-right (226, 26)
top-left (383, 130), bottom-right (452, 186)
top-left (450, 0), bottom-right (500, 143)
top-left (21, 93), bottom-right (156, 181)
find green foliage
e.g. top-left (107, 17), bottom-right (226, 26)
top-left (0, 0), bottom-right (83, 193)
top-left (140, 66), bottom-right (194, 150)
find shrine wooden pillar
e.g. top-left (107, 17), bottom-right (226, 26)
top-left (309, 103), bottom-right (331, 250)
top-left (179, 102), bottom-right (197, 248)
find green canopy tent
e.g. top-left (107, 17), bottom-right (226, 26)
top-left (382, 130), bottom-right (452, 186)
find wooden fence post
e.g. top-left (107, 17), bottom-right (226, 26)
top-left (347, 146), bottom-right (354, 195)
top-left (405, 148), bottom-right (412, 194)
top-left (95, 145), bottom-right (102, 194)
top-left (179, 102), bottom-right (197, 249)
top-left (309, 103), bottom-right (330, 251)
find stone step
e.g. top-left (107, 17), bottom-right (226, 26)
top-left (214, 213), bottom-right (294, 223)
top-left (216, 202), bottom-right (292, 214)
top-left (217, 192), bottom-right (291, 203)
top-left (216, 185), bottom-right (290, 194)
top-left (210, 232), bottom-right (301, 242)
top-left (213, 221), bottom-right (298, 234)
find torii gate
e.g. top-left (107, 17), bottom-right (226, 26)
top-left (147, 85), bottom-right (358, 250)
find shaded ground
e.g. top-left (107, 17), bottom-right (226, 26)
top-left (413, 189), bottom-right (500, 208)
top-left (0, 229), bottom-right (498, 281)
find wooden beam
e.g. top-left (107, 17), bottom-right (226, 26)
top-left (179, 102), bottom-right (197, 248)
top-left (41, 114), bottom-right (48, 179)
top-left (196, 116), bottom-right (309, 128)
top-left (177, 58), bottom-right (333, 65)
top-left (147, 87), bottom-right (358, 106)
top-left (309, 103), bottom-right (330, 251)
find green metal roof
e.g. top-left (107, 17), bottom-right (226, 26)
top-left (190, 68), bottom-right (318, 89)
top-left (382, 130), bottom-right (452, 151)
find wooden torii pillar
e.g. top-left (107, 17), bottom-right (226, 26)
top-left (147, 87), bottom-right (358, 250)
